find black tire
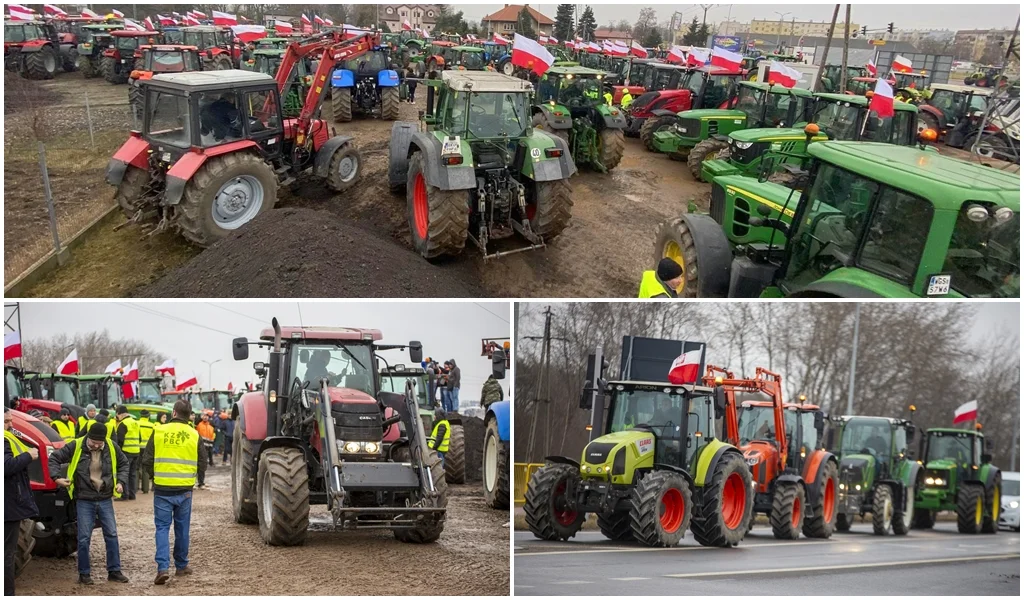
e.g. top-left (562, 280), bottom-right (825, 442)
top-left (500, 60), bottom-right (514, 76)
top-left (62, 48), bottom-right (77, 72)
top-left (598, 128), bottom-right (625, 171)
top-left (31, 530), bottom-right (75, 558)
top-left (212, 54), bottom-right (233, 70)
top-left (802, 460), bottom-right (838, 539)
top-left (231, 421), bottom-right (258, 524)
top-left (975, 134), bottom-right (1014, 162)
top-left (531, 113), bottom-right (569, 143)
top-left (444, 423), bottom-right (466, 484)
top-left (653, 215), bottom-right (732, 298)
top-left (380, 86), bottom-right (400, 120)
top-left (597, 510), bottom-right (634, 541)
top-left (394, 449), bottom-right (448, 543)
top-left (872, 483), bottom-right (895, 535)
top-left (911, 508), bottom-right (935, 530)
top-left (639, 114), bottom-right (675, 152)
top-left (482, 417), bottom-right (509, 509)
top-left (956, 484), bottom-right (985, 534)
top-left (741, 512), bottom-right (755, 538)
top-left (917, 111), bottom-right (940, 135)
top-left (982, 474), bottom-right (1001, 534)
top-left (528, 179), bottom-right (573, 240)
top-left (77, 55), bottom-right (97, 78)
top-left (770, 482), bottom-right (805, 540)
top-left (128, 83), bottom-right (144, 122)
top-left (836, 512), bottom-right (853, 532)
top-left (325, 142), bottom-right (362, 192)
top-left (14, 519), bottom-right (35, 577)
top-left (101, 55), bottom-right (127, 84)
top-left (630, 470), bottom-right (691, 547)
top-left (405, 152), bottom-right (468, 259)
top-left (115, 165), bottom-right (150, 220)
top-left (691, 452), bottom-right (753, 547)
top-left (524, 463), bottom-right (586, 541)
top-left (893, 483), bottom-right (914, 536)
top-left (388, 121), bottom-right (416, 192)
top-left (687, 138), bottom-right (731, 182)
top-left (256, 447), bottom-right (310, 546)
top-left (25, 46), bottom-right (58, 80)
top-left (333, 87), bottom-right (353, 122)
top-left (176, 152), bottom-right (278, 247)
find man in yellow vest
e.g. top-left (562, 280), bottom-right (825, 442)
top-left (137, 410), bottom-right (156, 495)
top-left (428, 409), bottom-right (451, 467)
top-left (5, 408), bottom-right (39, 596)
top-left (78, 404), bottom-right (98, 432)
top-left (142, 400), bottom-right (206, 585)
top-left (114, 406), bottom-right (142, 501)
top-left (621, 88), bottom-right (634, 110)
top-left (99, 410), bottom-right (116, 439)
top-left (48, 422), bottom-right (129, 586)
top-left (52, 407), bottom-right (79, 442)
top-left (638, 258), bottom-right (684, 298)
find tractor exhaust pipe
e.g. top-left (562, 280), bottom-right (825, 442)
top-left (266, 317), bottom-right (284, 437)
top-left (426, 83), bottom-right (435, 117)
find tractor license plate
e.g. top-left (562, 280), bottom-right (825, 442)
top-left (441, 136), bottom-right (461, 157)
top-left (926, 274), bottom-right (951, 296)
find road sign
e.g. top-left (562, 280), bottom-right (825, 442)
top-left (869, 39), bottom-right (887, 46)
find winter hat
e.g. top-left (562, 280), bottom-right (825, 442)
top-left (60, 407), bottom-right (71, 416)
top-left (116, 405), bottom-right (128, 415)
top-left (99, 409), bottom-right (110, 417)
top-left (85, 404), bottom-right (97, 412)
top-left (140, 410), bottom-right (151, 418)
top-left (88, 422), bottom-right (107, 441)
top-left (657, 258), bottom-right (683, 282)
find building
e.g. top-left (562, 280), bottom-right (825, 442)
top-left (750, 18), bottom-right (859, 39)
top-left (380, 4), bottom-right (440, 34)
top-left (953, 28), bottom-right (1015, 63)
top-left (593, 28), bottom-right (632, 44)
top-left (716, 20), bottom-right (746, 36)
top-left (481, 4), bottom-right (554, 37)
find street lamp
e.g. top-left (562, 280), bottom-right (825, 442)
top-left (201, 359), bottom-right (222, 389)
top-left (774, 11), bottom-right (792, 49)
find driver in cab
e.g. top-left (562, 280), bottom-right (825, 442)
top-left (200, 92), bottom-right (242, 142)
top-left (303, 350), bottom-right (333, 387)
top-left (652, 396), bottom-right (679, 437)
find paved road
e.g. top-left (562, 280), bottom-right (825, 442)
top-left (514, 522), bottom-right (1020, 595)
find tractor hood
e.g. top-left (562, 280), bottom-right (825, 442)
top-left (839, 453), bottom-right (876, 486)
top-left (327, 386), bottom-right (376, 406)
top-left (580, 429), bottom-right (655, 482)
top-left (730, 126), bottom-right (827, 144)
top-left (924, 458), bottom-right (958, 472)
top-left (675, 108), bottom-right (746, 120)
top-left (741, 440), bottom-right (776, 468)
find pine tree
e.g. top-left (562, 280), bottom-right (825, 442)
top-left (517, 6), bottom-right (536, 38)
top-left (554, 4), bottom-right (575, 42)
top-left (682, 17), bottom-right (700, 46)
top-left (576, 6), bottom-right (597, 41)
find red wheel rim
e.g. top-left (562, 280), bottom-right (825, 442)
top-left (413, 173), bottom-right (429, 240)
top-left (553, 479), bottom-right (578, 526)
top-left (823, 476), bottom-right (836, 522)
top-left (791, 495), bottom-right (802, 528)
top-left (660, 487), bottom-right (685, 533)
top-left (721, 472), bottom-right (745, 530)
top-left (525, 202), bottom-right (536, 222)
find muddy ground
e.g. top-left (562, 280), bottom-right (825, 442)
top-left (15, 466), bottom-right (509, 596)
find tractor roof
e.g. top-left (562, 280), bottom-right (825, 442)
top-left (5, 20), bottom-right (45, 26)
top-left (833, 415), bottom-right (903, 424)
top-left (608, 380), bottom-right (716, 394)
top-left (697, 65), bottom-right (741, 76)
top-left (112, 30), bottom-right (160, 37)
top-left (651, 62), bottom-right (687, 71)
top-left (180, 25), bottom-right (227, 32)
top-left (82, 24), bottom-right (122, 30)
top-left (813, 92), bottom-right (918, 112)
top-left (930, 82), bottom-right (994, 95)
top-left (77, 374), bottom-right (119, 381)
top-left (546, 65), bottom-right (608, 76)
top-left (807, 142), bottom-right (1021, 207)
top-left (259, 326), bottom-right (383, 342)
top-left (927, 427), bottom-right (984, 437)
top-left (252, 48), bottom-right (285, 56)
top-left (441, 70), bottom-right (534, 92)
top-left (451, 45), bottom-right (483, 52)
top-left (381, 366), bottom-right (427, 374)
top-left (148, 69), bottom-right (276, 91)
top-left (142, 44), bottom-right (199, 51)
top-left (431, 40), bottom-right (456, 47)
top-left (740, 81), bottom-right (813, 96)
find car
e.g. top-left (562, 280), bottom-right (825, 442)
top-left (999, 471), bottom-right (1020, 531)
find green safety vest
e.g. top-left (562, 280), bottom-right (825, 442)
top-left (638, 271), bottom-right (675, 298)
top-left (621, 92), bottom-right (633, 109)
top-left (152, 422), bottom-right (199, 488)
top-left (603, 92), bottom-right (613, 106)
top-left (138, 418), bottom-right (155, 444)
top-left (4, 429), bottom-right (30, 455)
top-left (82, 418), bottom-right (113, 439)
top-left (53, 419), bottom-right (78, 442)
top-left (430, 419), bottom-right (451, 453)
top-left (66, 438), bottom-right (121, 500)
top-left (120, 415), bottom-right (142, 455)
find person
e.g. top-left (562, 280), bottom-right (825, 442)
top-left (620, 88), bottom-right (633, 110)
top-left (439, 362), bottom-right (452, 412)
top-left (214, 411), bottom-right (233, 465)
top-left (79, 404), bottom-right (98, 433)
top-left (98, 409), bottom-right (115, 439)
top-left (48, 422), bottom-right (129, 585)
top-left (304, 349), bottom-right (332, 387)
top-left (200, 92), bottom-right (241, 141)
top-left (52, 407), bottom-right (79, 442)
top-left (405, 66), bottom-right (418, 103)
top-left (5, 409), bottom-right (39, 596)
top-left (196, 414), bottom-right (215, 487)
top-left (652, 396), bottom-right (677, 427)
top-left (158, 413), bottom-right (169, 425)
top-left (428, 409), bottom-right (450, 467)
top-left (114, 406), bottom-right (142, 501)
top-left (480, 374), bottom-right (504, 409)
top-left (603, 85), bottom-right (614, 106)
top-left (447, 359), bottom-right (461, 412)
top-left (638, 258), bottom-right (684, 298)
top-left (142, 400), bottom-right (206, 585)
top-left (137, 410), bottom-right (156, 495)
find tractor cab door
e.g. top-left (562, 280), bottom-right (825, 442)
top-left (241, 87), bottom-right (284, 159)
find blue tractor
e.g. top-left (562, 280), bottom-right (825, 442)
top-left (480, 41), bottom-right (513, 75)
top-left (483, 344), bottom-right (510, 509)
top-left (331, 48), bottom-right (401, 122)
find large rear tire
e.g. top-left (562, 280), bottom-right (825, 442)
top-left (444, 423), bottom-right (466, 484)
top-left (893, 483), bottom-right (914, 536)
top-left (14, 519), bottom-right (35, 577)
top-left (770, 481), bottom-right (805, 540)
top-left (528, 179), bottom-right (573, 241)
top-left (333, 88), bottom-right (353, 122)
top-left (394, 450), bottom-right (448, 543)
top-left (917, 111), bottom-right (940, 135)
top-left (231, 421), bottom-right (258, 524)
top-left (691, 452), bottom-right (752, 547)
top-left (325, 143), bottom-right (362, 192)
top-left (911, 508), bottom-right (935, 529)
top-left (524, 463), bottom-right (586, 541)
top-left (24, 46), bottom-right (58, 80)
top-left (115, 165), bottom-right (151, 220)
top-left (177, 152), bottom-right (278, 247)
top-left (836, 512), bottom-right (853, 532)
top-left (630, 470), bottom-right (691, 547)
top-left (597, 510), bottom-right (634, 541)
top-left (100, 55), bottom-right (127, 84)
top-left (380, 86), bottom-right (400, 120)
top-left (405, 152), bottom-right (468, 259)
top-left (598, 128), bottom-right (625, 171)
top-left (982, 475), bottom-right (1001, 534)
top-left (77, 55), bottom-right (97, 78)
top-left (687, 138), bottom-right (731, 182)
top-left (639, 114), bottom-right (676, 152)
top-left (128, 83), bottom-right (144, 122)
top-left (212, 54), bottom-right (233, 70)
top-left (653, 215), bottom-right (732, 298)
top-left (802, 460), bottom-right (838, 539)
top-left (482, 417), bottom-right (509, 509)
top-left (256, 447), bottom-right (310, 546)
top-left (872, 483), bottom-right (895, 535)
top-left (956, 484), bottom-right (985, 534)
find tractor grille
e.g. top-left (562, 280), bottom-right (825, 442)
top-left (709, 184), bottom-right (726, 224)
top-left (583, 442), bottom-right (617, 464)
top-left (332, 403), bottom-right (382, 442)
top-left (707, 120), bottom-right (719, 136)
top-left (676, 118), bottom-right (701, 137)
top-left (731, 196), bottom-right (751, 238)
top-left (731, 141), bottom-right (770, 165)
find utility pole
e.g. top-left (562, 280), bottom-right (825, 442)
top-left (700, 4), bottom-right (715, 46)
top-left (845, 303), bottom-right (860, 416)
top-left (4, 303), bottom-right (23, 370)
top-left (789, 17), bottom-right (795, 48)
top-left (840, 5), bottom-right (852, 92)
top-left (1012, 401), bottom-right (1019, 471)
top-left (525, 307), bottom-right (552, 462)
top-left (201, 359), bottom-right (221, 389)
top-left (813, 4), bottom-right (841, 92)
top-left (774, 11), bottom-right (791, 49)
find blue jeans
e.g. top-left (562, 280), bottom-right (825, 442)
top-left (441, 389), bottom-right (453, 413)
top-left (154, 492), bottom-right (192, 572)
top-left (450, 387), bottom-right (460, 412)
top-left (437, 451), bottom-right (446, 468)
top-left (76, 498), bottom-right (121, 575)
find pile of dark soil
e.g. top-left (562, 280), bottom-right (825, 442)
top-left (4, 71), bottom-right (62, 113)
top-left (135, 207), bottom-right (481, 297)
top-left (462, 415), bottom-right (485, 483)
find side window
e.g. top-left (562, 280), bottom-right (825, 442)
top-left (197, 90), bottom-right (243, 144)
top-left (859, 187), bottom-right (932, 284)
top-left (244, 89), bottom-right (281, 132)
top-left (973, 437), bottom-right (982, 466)
top-left (894, 426), bottom-right (908, 456)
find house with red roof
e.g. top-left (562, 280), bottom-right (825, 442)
top-left (481, 4), bottom-right (554, 37)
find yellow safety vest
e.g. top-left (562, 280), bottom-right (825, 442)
top-left (138, 418), bottom-right (155, 444)
top-left (621, 92), bottom-right (633, 109)
top-left (105, 419), bottom-right (116, 440)
top-left (430, 419), bottom-right (451, 453)
top-left (53, 419), bottom-right (78, 442)
top-left (603, 92), bottom-right (613, 106)
top-left (66, 438), bottom-right (121, 500)
top-left (638, 270), bottom-right (674, 298)
top-left (120, 415), bottom-right (142, 455)
top-left (152, 422), bottom-right (199, 488)
top-left (78, 415), bottom-right (88, 430)
top-left (83, 419), bottom-right (113, 439)
top-left (4, 429), bottom-right (30, 455)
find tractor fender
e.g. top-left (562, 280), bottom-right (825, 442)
top-left (409, 131), bottom-right (476, 191)
top-left (164, 141), bottom-right (261, 205)
top-left (788, 281), bottom-right (886, 298)
top-left (235, 391), bottom-right (267, 441)
top-left (694, 439), bottom-right (741, 486)
top-left (545, 456), bottom-right (580, 469)
top-left (388, 121), bottom-right (417, 189)
top-left (377, 69), bottom-right (400, 87)
top-left (529, 135), bottom-right (577, 182)
top-left (331, 68), bottom-right (354, 88)
top-left (675, 212), bottom-right (732, 298)
top-left (650, 108), bottom-right (678, 119)
top-left (877, 478), bottom-right (908, 506)
top-left (900, 460), bottom-right (922, 489)
top-left (979, 464), bottom-right (1001, 489)
top-left (775, 473), bottom-right (804, 487)
top-left (802, 452), bottom-right (838, 506)
top-left (485, 400), bottom-right (510, 442)
top-left (256, 436), bottom-right (308, 460)
top-left (312, 135), bottom-right (355, 179)
top-left (595, 107), bottom-right (628, 130)
top-left (533, 105), bottom-right (572, 131)
top-left (651, 463), bottom-right (696, 487)
top-left (918, 104), bottom-right (944, 123)
top-left (105, 134), bottom-right (150, 186)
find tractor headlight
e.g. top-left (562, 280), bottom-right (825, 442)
top-left (854, 484), bottom-right (861, 491)
top-left (675, 124), bottom-right (688, 134)
top-left (1009, 501), bottom-right (1019, 509)
top-left (926, 477), bottom-right (935, 485)
top-left (344, 442), bottom-right (360, 453)
top-left (745, 457), bottom-right (758, 466)
top-left (934, 478), bottom-right (945, 486)
top-left (734, 140), bottom-right (754, 150)
top-left (364, 442), bottom-right (379, 454)
top-left (839, 483), bottom-right (845, 490)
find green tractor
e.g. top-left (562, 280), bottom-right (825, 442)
top-left (75, 23), bottom-right (120, 78)
top-left (648, 82), bottom-right (814, 181)
top-left (440, 45), bottom-right (488, 71)
top-left (655, 141), bottom-right (1020, 298)
top-left (126, 376), bottom-right (174, 419)
top-left (21, 373), bottom-right (80, 406)
top-left (76, 374), bottom-right (124, 409)
top-left (531, 65), bottom-right (628, 172)
top-left (388, 70), bottom-right (576, 260)
top-left (242, 48), bottom-right (309, 117)
top-left (914, 427), bottom-right (1002, 534)
top-left (525, 336), bottom-right (753, 547)
top-left (827, 414), bottom-right (921, 535)
top-left (818, 64), bottom-right (869, 93)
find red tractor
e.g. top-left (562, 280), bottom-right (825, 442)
top-left (128, 45), bottom-right (203, 120)
top-left (5, 366), bottom-right (86, 423)
top-left (609, 57), bottom-right (659, 104)
top-left (101, 29), bottom-right (162, 84)
top-left (180, 25), bottom-right (240, 70)
top-left (619, 62), bottom-right (690, 135)
top-left (4, 19), bottom-right (66, 80)
top-left (631, 65), bottom-right (742, 147)
top-left (49, 14), bottom-right (107, 71)
top-left (106, 33), bottom-right (375, 247)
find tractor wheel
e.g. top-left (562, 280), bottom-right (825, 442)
top-left (654, 216), bottom-right (732, 298)
top-left (256, 447), bottom-right (310, 546)
top-left (380, 86), bottom-right (401, 120)
top-left (741, 512), bottom-right (756, 538)
top-left (911, 508), bottom-right (935, 530)
top-left (482, 417), bottom-right (510, 509)
top-left (128, 83), bottom-right (144, 122)
top-left (100, 56), bottom-right (126, 84)
top-left (501, 60), bottom-right (514, 76)
top-left (212, 54), bottom-right (233, 70)
top-left (917, 111), bottom-right (940, 135)
top-left (982, 475), bottom-right (1001, 534)
top-left (444, 423), bottom-right (466, 484)
top-left (597, 510), bottom-right (634, 541)
top-left (639, 115), bottom-right (675, 152)
top-left (332, 87), bottom-right (353, 123)
top-left (770, 481), bottom-right (805, 540)
top-left (872, 483), bottom-right (896, 535)
top-left (691, 452), bottom-right (752, 547)
top-left (524, 463), bottom-right (586, 541)
top-left (32, 530), bottom-right (75, 558)
top-left (325, 143), bottom-right (362, 192)
top-left (176, 152), bottom-right (278, 247)
top-left (14, 519), bottom-right (35, 577)
top-left (630, 470), bottom-right (691, 547)
top-left (598, 128), bottom-right (626, 171)
top-left (24, 46), bottom-right (58, 80)
top-left (115, 165), bottom-right (151, 220)
top-left (405, 152), bottom-right (468, 260)
top-left (974, 134), bottom-right (1013, 162)
top-left (836, 512), bottom-right (853, 532)
top-left (802, 460), bottom-right (838, 539)
top-left (957, 484), bottom-right (985, 534)
top-left (77, 55), bottom-right (97, 78)
top-left (231, 421), bottom-right (258, 524)
top-left (687, 138), bottom-right (731, 182)
top-left (527, 179), bottom-right (573, 241)
top-left (394, 450), bottom-right (448, 543)
top-left (531, 113), bottom-right (569, 143)
top-left (893, 482), bottom-right (915, 536)
top-left (62, 48), bottom-right (77, 72)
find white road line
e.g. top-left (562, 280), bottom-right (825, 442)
top-left (552, 580), bottom-right (593, 585)
top-left (610, 577), bottom-right (651, 581)
top-left (661, 553), bottom-right (1022, 578)
top-left (514, 585), bottom-right (534, 588)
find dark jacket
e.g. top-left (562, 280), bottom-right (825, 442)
top-left (448, 362), bottom-right (461, 390)
top-left (214, 415), bottom-right (234, 439)
top-left (47, 438), bottom-right (129, 501)
top-left (5, 437), bottom-right (39, 521)
top-left (141, 417), bottom-right (208, 496)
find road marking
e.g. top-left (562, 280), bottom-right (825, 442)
top-left (610, 577), bottom-right (650, 581)
top-left (553, 580), bottom-right (592, 585)
top-left (661, 553), bottom-right (1021, 578)
top-left (514, 585), bottom-right (534, 589)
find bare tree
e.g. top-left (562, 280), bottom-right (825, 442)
top-left (22, 330), bottom-right (168, 377)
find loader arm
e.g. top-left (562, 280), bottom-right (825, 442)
top-left (707, 366), bottom-right (788, 468)
top-left (315, 378), bottom-right (346, 510)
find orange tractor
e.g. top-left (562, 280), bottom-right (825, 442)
top-left (706, 365), bottom-right (838, 539)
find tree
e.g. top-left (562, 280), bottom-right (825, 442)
top-left (353, 4), bottom-right (377, 28)
top-left (614, 19), bottom-right (633, 35)
top-left (554, 4), bottom-right (575, 42)
top-left (633, 7), bottom-right (657, 43)
top-left (682, 16), bottom-right (701, 46)
top-left (516, 6), bottom-right (536, 39)
top-left (435, 4), bottom-right (468, 34)
top-left (22, 330), bottom-right (168, 380)
top-left (576, 5), bottom-right (597, 41)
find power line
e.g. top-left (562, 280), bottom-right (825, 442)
top-left (473, 303), bottom-right (510, 324)
top-left (116, 303), bottom-right (244, 339)
top-left (204, 302), bottom-right (268, 326)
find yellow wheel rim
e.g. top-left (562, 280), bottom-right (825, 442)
top-left (975, 497), bottom-right (983, 525)
top-left (663, 240), bottom-right (685, 293)
top-left (993, 488), bottom-right (1000, 518)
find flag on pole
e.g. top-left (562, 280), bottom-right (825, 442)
top-left (183, 15), bottom-right (200, 26)
top-left (156, 359), bottom-right (175, 376)
top-left (511, 33), bottom-right (555, 77)
top-left (953, 400), bottom-right (978, 425)
top-left (767, 61), bottom-right (798, 88)
top-left (402, 19), bottom-right (412, 31)
top-left (158, 15), bottom-right (176, 26)
top-left (8, 5), bottom-right (35, 20)
top-left (111, 9), bottom-right (125, 18)
top-left (869, 78), bottom-right (895, 118)
top-left (630, 41), bottom-right (648, 58)
top-left (314, 15), bottom-right (325, 25)
top-left (892, 55), bottom-right (913, 73)
top-left (80, 8), bottom-right (100, 19)
top-left (324, 18), bottom-right (334, 26)
top-left (609, 41), bottom-right (629, 57)
top-left (122, 359), bottom-right (139, 399)
top-left (686, 48), bottom-right (709, 67)
top-left (667, 45), bottom-right (686, 64)
top-left (103, 359), bottom-right (122, 374)
top-left (866, 59), bottom-right (877, 77)
top-left (538, 34), bottom-right (549, 44)
top-left (4, 332), bottom-right (21, 362)
top-left (231, 25), bottom-right (267, 43)
top-left (493, 33), bottom-right (511, 45)
top-left (143, 16), bottom-right (156, 30)
top-left (124, 359), bottom-right (139, 382)
top-left (274, 20), bottom-right (293, 34)
top-left (190, 10), bottom-right (207, 19)
top-left (44, 4), bottom-right (67, 16)
top-left (123, 18), bottom-right (145, 31)
top-left (711, 46), bottom-right (742, 70)
top-left (176, 372), bottom-right (199, 391)
top-left (668, 349), bottom-right (703, 385)
top-left (212, 11), bottom-right (237, 26)
top-left (58, 349), bottom-right (79, 375)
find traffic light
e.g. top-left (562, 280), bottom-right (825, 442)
top-left (887, 22), bottom-right (895, 34)
top-left (861, 25), bottom-right (868, 36)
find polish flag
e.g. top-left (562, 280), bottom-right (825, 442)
top-left (869, 77), bottom-right (895, 118)
top-left (124, 359), bottom-right (139, 383)
top-left (711, 46), bottom-right (742, 71)
top-left (538, 34), bottom-right (549, 44)
top-left (324, 18), bottom-right (334, 26)
top-left (953, 400), bottom-right (978, 425)
top-left (44, 4), bottom-right (67, 16)
top-left (104, 359), bottom-right (123, 374)
top-left (587, 41), bottom-right (601, 53)
top-left (402, 19), bottom-right (412, 31)
top-left (227, 381), bottom-right (234, 392)
top-left (144, 16), bottom-right (156, 30)
top-left (548, 36), bottom-right (558, 45)
top-left (686, 48), bottom-right (709, 68)
top-left (493, 33), bottom-right (511, 45)
top-left (155, 359), bottom-right (175, 376)
top-left (213, 11), bottom-right (237, 26)
top-left (80, 8), bottom-right (100, 19)
top-left (274, 20), bottom-right (293, 34)
top-left (564, 39), bottom-right (573, 48)
top-left (231, 24), bottom-right (267, 43)
top-left (123, 18), bottom-right (145, 32)
top-left (767, 61), bottom-right (797, 88)
top-left (301, 14), bottom-right (311, 26)
top-left (158, 15), bottom-right (176, 26)
top-left (866, 59), bottom-right (877, 77)
top-left (176, 372), bottom-right (199, 391)
top-left (190, 10), bottom-right (207, 19)
top-left (8, 5), bottom-right (35, 20)
top-left (4, 332), bottom-right (22, 362)
top-left (610, 41), bottom-right (629, 57)
top-left (668, 349), bottom-right (703, 385)
top-left (630, 41), bottom-right (648, 58)
top-left (183, 15), bottom-right (200, 26)
top-left (667, 45), bottom-right (686, 64)
top-left (314, 14), bottom-right (325, 25)
top-left (511, 33), bottom-right (555, 76)
top-left (122, 381), bottom-right (136, 400)
top-left (892, 55), bottom-right (913, 73)
top-left (111, 9), bottom-right (124, 18)
top-left (58, 349), bottom-right (79, 375)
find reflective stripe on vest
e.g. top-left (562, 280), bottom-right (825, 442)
top-left (66, 439), bottom-right (120, 500)
top-left (53, 419), bottom-right (77, 442)
top-left (4, 430), bottom-right (30, 455)
top-left (138, 419), bottom-right (155, 443)
top-left (430, 419), bottom-right (451, 453)
top-left (152, 422), bottom-right (199, 488)
top-left (121, 416), bottom-right (142, 454)
top-left (638, 270), bottom-right (673, 298)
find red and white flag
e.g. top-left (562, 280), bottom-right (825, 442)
top-left (667, 45), bottom-right (685, 64)
top-left (314, 14), bottom-right (325, 25)
top-left (103, 359), bottom-right (122, 374)
top-left (587, 41), bottom-right (601, 53)
top-left (711, 46), bottom-right (742, 71)
top-left (767, 61), bottom-right (798, 88)
top-left (892, 55), bottom-right (913, 73)
top-left (953, 400), bottom-right (978, 425)
top-left (564, 39), bottom-right (573, 48)
top-left (122, 380), bottom-right (136, 400)
top-left (190, 10), bottom-right (207, 19)
top-left (44, 4), bottom-right (67, 16)
top-left (511, 33), bottom-right (555, 76)
top-left (111, 9), bottom-right (124, 18)
top-left (686, 48), bottom-right (709, 68)
top-left (227, 381), bottom-right (234, 392)
top-left (143, 16), bottom-right (156, 30)
top-left (212, 10), bottom-right (237, 26)
top-left (176, 372), bottom-right (198, 391)
top-left (4, 332), bottom-right (22, 362)
top-left (57, 348), bottom-right (79, 375)
top-left (123, 18), bottom-right (145, 31)
top-left (155, 359), bottom-right (175, 376)
top-left (124, 359), bottom-right (139, 383)
top-left (630, 41), bottom-right (648, 58)
top-left (865, 59), bottom-right (877, 77)
top-left (158, 14), bottom-right (176, 26)
top-left (538, 34), bottom-right (549, 44)
top-left (869, 77), bottom-right (895, 118)
top-left (610, 41), bottom-right (629, 57)
top-left (402, 19), bottom-right (412, 31)
top-left (8, 5), bottom-right (35, 20)
top-left (324, 18), bottom-right (334, 26)
top-left (668, 349), bottom-right (703, 385)
top-left (231, 24), bottom-right (267, 43)
top-left (493, 33), bottom-right (511, 45)
top-left (274, 20), bottom-right (293, 34)
top-left (80, 8), bottom-right (100, 19)
top-left (183, 15), bottom-right (200, 26)
top-left (301, 14), bottom-right (311, 26)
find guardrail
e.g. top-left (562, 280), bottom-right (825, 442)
top-left (514, 462), bottom-right (545, 506)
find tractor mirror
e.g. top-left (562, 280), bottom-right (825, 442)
top-left (757, 156), bottom-right (776, 183)
top-left (713, 387), bottom-right (727, 418)
top-left (981, 451), bottom-right (993, 464)
top-left (232, 337), bottom-right (249, 361)
top-left (814, 410), bottom-right (825, 432)
top-left (408, 341), bottom-right (423, 364)
top-left (579, 380), bottom-right (594, 409)
top-left (491, 348), bottom-right (507, 380)
top-left (253, 361), bottom-right (266, 377)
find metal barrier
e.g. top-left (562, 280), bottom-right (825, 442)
top-left (514, 462), bottom-right (545, 506)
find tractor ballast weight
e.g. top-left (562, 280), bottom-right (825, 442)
top-left (330, 50), bottom-right (402, 123)
top-left (913, 427), bottom-right (1002, 534)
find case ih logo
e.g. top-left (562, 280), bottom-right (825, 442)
top-left (636, 437), bottom-right (653, 455)
top-left (358, 416), bottom-right (374, 421)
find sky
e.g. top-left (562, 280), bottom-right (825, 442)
top-left (9, 301), bottom-right (511, 404)
top-left (456, 2), bottom-right (1020, 32)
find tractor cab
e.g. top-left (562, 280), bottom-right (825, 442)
top-left (181, 25), bottom-right (237, 69)
top-left (818, 64), bottom-right (868, 93)
top-left (255, 37), bottom-right (292, 50)
top-left (77, 374), bottom-right (124, 410)
top-left (160, 26), bottom-right (184, 44)
top-left (6, 368), bottom-right (77, 421)
top-left (4, 20), bottom-right (63, 79)
top-left (536, 66), bottom-right (608, 112)
top-left (809, 93), bottom-right (918, 146)
top-left (920, 429), bottom-right (987, 492)
top-left (828, 415), bottom-right (916, 516)
top-left (918, 83), bottom-right (992, 137)
top-left (50, 16), bottom-right (107, 42)
top-left (680, 66), bottom-right (742, 110)
top-left (22, 373), bottom-right (80, 407)
top-left (848, 73), bottom-right (930, 103)
top-left (915, 427), bottom-right (1002, 533)
top-left (577, 50), bottom-right (605, 71)
top-left (379, 364), bottom-right (434, 428)
top-left (626, 64), bottom-right (732, 138)
top-left (75, 23), bottom-right (120, 65)
top-left (136, 44), bottom-right (202, 75)
top-left (197, 390), bottom-right (233, 415)
top-left (108, 29), bottom-right (161, 60)
top-left (442, 45), bottom-right (486, 70)
top-left (135, 377), bottom-right (166, 404)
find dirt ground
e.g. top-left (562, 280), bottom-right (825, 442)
top-left (15, 466), bottom-right (510, 596)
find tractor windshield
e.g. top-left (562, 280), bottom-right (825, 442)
top-left (346, 52), bottom-right (388, 73)
top-left (147, 90), bottom-right (191, 147)
top-left (81, 380), bottom-right (120, 407)
top-left (5, 24), bottom-right (45, 42)
top-left (116, 36), bottom-right (141, 50)
top-left (163, 30), bottom-right (184, 44)
top-left (137, 380), bottom-right (163, 403)
top-left (943, 205), bottom-right (1019, 297)
top-left (6, 370), bottom-right (24, 399)
top-left (926, 431), bottom-right (975, 466)
top-left (734, 85), bottom-right (765, 123)
top-left (146, 50), bottom-right (191, 73)
top-left (459, 51), bottom-right (484, 70)
top-left (860, 109), bottom-right (915, 145)
top-left (379, 373), bottom-right (431, 409)
top-left (837, 418), bottom-right (892, 461)
top-left (292, 343), bottom-right (375, 396)
top-left (812, 101), bottom-right (863, 140)
top-left (540, 75), bottom-right (603, 108)
top-left (449, 91), bottom-right (529, 139)
top-left (46, 379), bottom-right (77, 404)
top-left (737, 405), bottom-right (817, 450)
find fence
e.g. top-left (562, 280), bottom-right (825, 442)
top-left (514, 462), bottom-right (544, 506)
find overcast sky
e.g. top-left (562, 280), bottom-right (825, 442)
top-left (457, 2), bottom-right (1019, 32)
top-left (10, 301), bottom-right (511, 401)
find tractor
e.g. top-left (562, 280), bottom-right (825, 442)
top-left (180, 25), bottom-right (239, 70)
top-left (532, 65), bottom-right (628, 172)
top-left (6, 368), bottom-right (86, 424)
top-left (229, 319), bottom-right (446, 545)
top-left (423, 40), bottom-right (457, 76)
top-left (610, 57), bottom-right (655, 104)
top-left (636, 65), bottom-right (743, 148)
top-left (388, 70), bottom-right (576, 260)
top-left (101, 29), bottom-right (162, 84)
top-left (917, 83), bottom-right (992, 139)
top-left (826, 413), bottom-right (920, 535)
top-left (913, 427), bottom-right (1001, 534)
top-left (848, 73), bottom-right (931, 104)
top-left (525, 336), bottom-right (753, 548)
top-left (482, 345), bottom-right (510, 510)
top-left (964, 65), bottom-right (1006, 88)
top-left (197, 390), bottom-right (234, 416)
top-left (654, 141), bottom-right (1020, 298)
top-left (439, 45), bottom-right (489, 71)
top-left (74, 23), bottom-right (120, 78)
top-left (621, 62), bottom-right (691, 135)
top-left (4, 20), bottom-right (65, 80)
top-left (107, 34), bottom-right (376, 247)
top-left (330, 48), bottom-right (402, 122)
top-left (818, 64), bottom-right (869, 93)
top-left (255, 36), bottom-right (293, 50)
top-left (128, 45), bottom-right (202, 120)
top-left (242, 48), bottom-right (313, 117)
top-left (709, 365), bottom-right (838, 539)
top-left (122, 376), bottom-right (174, 419)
